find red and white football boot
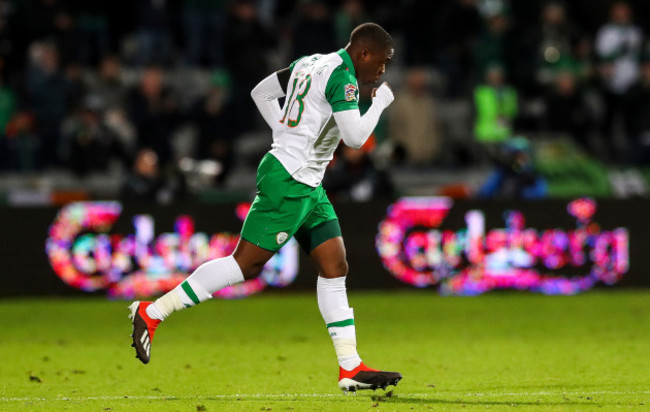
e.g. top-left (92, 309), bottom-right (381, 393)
top-left (338, 362), bottom-right (402, 392)
top-left (129, 301), bottom-right (161, 364)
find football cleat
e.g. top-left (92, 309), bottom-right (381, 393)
top-left (129, 301), bottom-right (160, 364)
top-left (338, 363), bottom-right (402, 392)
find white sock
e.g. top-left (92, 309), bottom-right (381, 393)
top-left (317, 276), bottom-right (362, 371)
top-left (146, 255), bottom-right (245, 321)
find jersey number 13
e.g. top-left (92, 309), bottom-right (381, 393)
top-left (280, 72), bottom-right (312, 128)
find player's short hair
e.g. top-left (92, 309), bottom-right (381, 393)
top-left (350, 23), bottom-right (394, 52)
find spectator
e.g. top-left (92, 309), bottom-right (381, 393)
top-left (323, 145), bottom-right (393, 202)
top-left (62, 96), bottom-right (123, 176)
top-left (535, 2), bottom-right (582, 87)
top-left (75, 1), bottom-right (112, 66)
top-left (595, 0), bottom-right (643, 162)
top-left (387, 68), bottom-right (441, 166)
top-left (25, 42), bottom-right (70, 166)
top-left (476, 0), bottom-right (510, 20)
top-left (126, 65), bottom-right (182, 167)
top-left (64, 61), bottom-right (86, 110)
top-left (3, 112), bottom-right (38, 170)
top-left (595, 1), bottom-right (643, 94)
top-left (121, 148), bottom-right (168, 202)
top-left (134, 0), bottom-right (174, 66)
top-left (544, 70), bottom-right (592, 151)
top-left (0, 74), bottom-right (16, 136)
top-left (473, 63), bottom-right (518, 143)
top-left (84, 55), bottom-right (127, 111)
top-left (24, 0), bottom-right (75, 63)
top-left (183, 0), bottom-right (226, 68)
top-left (291, 0), bottom-right (336, 59)
top-left (473, 10), bottom-right (510, 80)
top-left (103, 107), bottom-right (136, 163)
top-left (224, 0), bottom-right (275, 132)
top-left (3, 0), bottom-right (650, 191)
top-left (188, 69), bottom-right (237, 185)
top-left (86, 57), bottom-right (136, 162)
top-left (569, 35), bottom-right (597, 86)
top-left (625, 59), bottom-right (650, 164)
top-left (0, 0), bottom-right (20, 79)
top-left (402, 0), bottom-right (440, 65)
top-left (436, 0), bottom-right (482, 96)
top-left (477, 136), bottom-right (548, 199)
top-left (334, 0), bottom-right (367, 47)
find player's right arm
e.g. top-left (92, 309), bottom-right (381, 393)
top-left (250, 55), bottom-right (300, 131)
top-left (250, 69), bottom-right (289, 131)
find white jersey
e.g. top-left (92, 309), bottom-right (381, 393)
top-left (270, 49), bottom-right (360, 187)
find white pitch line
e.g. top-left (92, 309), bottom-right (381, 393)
top-left (1, 390), bottom-right (649, 402)
top-left (469, 391), bottom-right (650, 397)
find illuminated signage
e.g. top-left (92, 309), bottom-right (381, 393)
top-left (46, 198), bottom-right (629, 299)
top-left (46, 202), bottom-right (298, 298)
top-left (376, 197), bottom-right (629, 295)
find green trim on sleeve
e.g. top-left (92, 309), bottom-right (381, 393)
top-left (326, 65), bottom-right (359, 113)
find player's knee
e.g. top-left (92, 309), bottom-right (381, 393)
top-left (339, 259), bottom-right (349, 277)
top-left (233, 255), bottom-right (267, 279)
top-left (240, 262), bottom-right (265, 280)
top-left (322, 259), bottom-right (348, 278)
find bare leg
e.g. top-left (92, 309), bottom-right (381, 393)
top-left (309, 236), bottom-right (348, 279)
top-left (232, 238), bottom-right (276, 279)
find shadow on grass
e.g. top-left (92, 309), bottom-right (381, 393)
top-left (370, 397), bottom-right (614, 407)
top-left (196, 395), bottom-right (628, 408)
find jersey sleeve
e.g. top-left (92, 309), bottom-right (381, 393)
top-left (325, 66), bottom-right (359, 113)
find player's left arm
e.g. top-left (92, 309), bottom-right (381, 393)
top-left (326, 66), bottom-right (394, 149)
top-left (333, 83), bottom-right (394, 149)
top-left (250, 68), bottom-right (290, 131)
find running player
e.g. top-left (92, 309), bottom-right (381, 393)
top-left (129, 22), bottom-right (401, 392)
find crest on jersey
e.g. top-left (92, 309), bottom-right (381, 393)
top-left (344, 83), bottom-right (357, 102)
top-left (276, 232), bottom-right (289, 245)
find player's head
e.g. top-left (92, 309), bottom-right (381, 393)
top-left (346, 23), bottom-right (394, 85)
top-left (610, 1), bottom-right (632, 24)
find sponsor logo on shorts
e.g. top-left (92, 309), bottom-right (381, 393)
top-left (344, 83), bottom-right (357, 102)
top-left (276, 232), bottom-right (288, 245)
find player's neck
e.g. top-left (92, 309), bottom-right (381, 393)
top-left (343, 44), bottom-right (360, 78)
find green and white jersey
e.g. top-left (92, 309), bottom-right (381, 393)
top-left (270, 49), bottom-right (359, 187)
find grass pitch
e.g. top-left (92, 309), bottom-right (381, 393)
top-left (1, 290), bottom-right (649, 411)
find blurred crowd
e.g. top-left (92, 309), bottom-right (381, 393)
top-left (1, 0), bottom-right (650, 201)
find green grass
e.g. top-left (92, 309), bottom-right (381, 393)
top-left (1, 290), bottom-right (649, 411)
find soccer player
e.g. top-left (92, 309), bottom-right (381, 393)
top-left (129, 22), bottom-right (401, 392)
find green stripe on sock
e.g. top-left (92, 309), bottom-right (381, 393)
top-left (181, 281), bottom-right (200, 305)
top-left (326, 319), bottom-right (355, 328)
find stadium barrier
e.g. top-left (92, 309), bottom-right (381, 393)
top-left (0, 198), bottom-right (646, 298)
